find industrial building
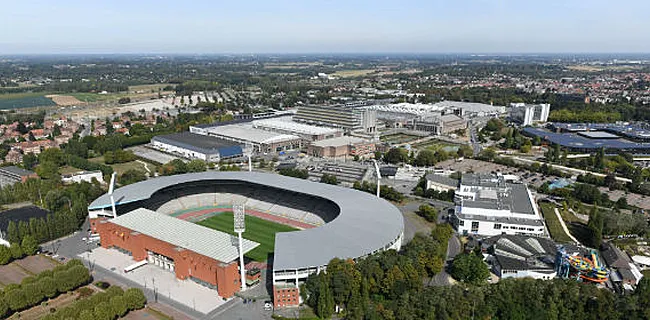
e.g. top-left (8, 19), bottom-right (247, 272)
top-left (425, 174), bottom-right (459, 192)
top-left (88, 172), bottom-right (404, 308)
top-left (294, 104), bottom-right (377, 133)
top-left (413, 113), bottom-right (467, 135)
top-left (251, 117), bottom-right (343, 142)
top-left (308, 136), bottom-right (376, 158)
top-left (482, 235), bottom-right (558, 280)
top-left (509, 103), bottom-right (550, 126)
top-left (190, 123), bottom-right (302, 154)
top-left (523, 127), bottom-right (650, 154)
top-left (453, 174), bottom-right (545, 237)
top-left (151, 132), bottom-right (244, 162)
top-left (0, 166), bottom-right (38, 188)
top-left (61, 170), bottom-right (105, 184)
top-left (95, 208), bottom-right (259, 298)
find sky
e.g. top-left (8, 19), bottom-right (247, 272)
top-left (1, 0), bottom-right (649, 54)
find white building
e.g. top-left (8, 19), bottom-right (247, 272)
top-left (62, 171), bottom-right (105, 184)
top-left (509, 103), bottom-right (551, 126)
top-left (425, 173), bottom-right (459, 192)
top-left (151, 132), bottom-right (244, 162)
top-left (453, 174), bottom-right (546, 237)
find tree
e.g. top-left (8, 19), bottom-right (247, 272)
top-left (78, 310), bottom-right (95, 320)
top-left (123, 288), bottom-right (146, 310)
top-left (110, 295), bottom-right (128, 317)
top-left (21, 235), bottom-right (38, 256)
top-left (22, 152), bottom-right (38, 170)
top-left (0, 298), bottom-right (9, 320)
top-left (118, 97), bottom-right (131, 104)
top-left (40, 276), bottom-right (58, 298)
top-left (0, 245), bottom-right (12, 265)
top-left (9, 243), bottom-right (23, 260)
top-left (416, 204), bottom-right (438, 222)
top-left (5, 288), bottom-right (27, 311)
top-left (94, 301), bottom-right (115, 320)
top-left (414, 149), bottom-right (436, 167)
top-left (384, 148), bottom-right (409, 164)
top-left (316, 273), bottom-right (334, 318)
top-left (587, 207), bottom-right (604, 248)
top-left (119, 169), bottom-right (147, 185)
top-left (450, 253), bottom-right (489, 285)
top-left (187, 159), bottom-right (207, 172)
top-left (320, 174), bottom-right (338, 185)
top-left (36, 161), bottom-right (60, 179)
top-left (7, 220), bottom-right (20, 243)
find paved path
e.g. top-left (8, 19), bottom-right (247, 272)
top-left (553, 207), bottom-right (581, 245)
top-left (429, 235), bottom-right (462, 286)
top-left (136, 160), bottom-right (152, 174)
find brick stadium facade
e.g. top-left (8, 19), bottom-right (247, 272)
top-left (96, 219), bottom-right (242, 298)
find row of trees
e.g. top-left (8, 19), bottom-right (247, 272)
top-left (43, 286), bottom-right (146, 320)
top-left (0, 235), bottom-right (39, 265)
top-left (278, 168), bottom-right (309, 179)
top-left (0, 260), bottom-right (91, 318)
top-left (303, 224), bottom-right (453, 319)
top-left (158, 159), bottom-right (207, 176)
top-left (380, 144), bottom-right (473, 167)
top-left (352, 181), bottom-right (405, 202)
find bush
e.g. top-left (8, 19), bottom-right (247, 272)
top-left (416, 204), bottom-right (438, 222)
top-left (95, 281), bottom-right (111, 289)
top-left (123, 288), bottom-right (147, 310)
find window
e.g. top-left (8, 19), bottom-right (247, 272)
top-left (471, 221), bottom-right (479, 232)
top-left (493, 223), bottom-right (502, 230)
top-left (459, 220), bottom-right (464, 226)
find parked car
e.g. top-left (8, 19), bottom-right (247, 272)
top-left (264, 301), bottom-right (273, 311)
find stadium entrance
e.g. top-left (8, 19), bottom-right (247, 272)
top-left (147, 250), bottom-right (175, 272)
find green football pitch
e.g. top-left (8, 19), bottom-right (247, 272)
top-left (197, 212), bottom-right (298, 262)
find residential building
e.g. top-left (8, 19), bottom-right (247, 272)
top-left (510, 103), bottom-right (551, 126)
top-left (452, 174), bottom-right (545, 236)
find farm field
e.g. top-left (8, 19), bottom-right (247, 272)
top-left (46, 94), bottom-right (84, 106)
top-left (69, 92), bottom-right (131, 103)
top-left (331, 69), bottom-right (376, 78)
top-left (0, 92), bottom-right (56, 109)
top-left (197, 211), bottom-right (298, 262)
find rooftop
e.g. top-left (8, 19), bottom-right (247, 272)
top-left (484, 234), bottom-right (557, 271)
top-left (0, 166), bottom-right (35, 177)
top-left (107, 208), bottom-right (259, 263)
top-left (311, 136), bottom-right (369, 147)
top-left (577, 131), bottom-right (620, 139)
top-left (252, 117), bottom-right (342, 136)
top-left (425, 174), bottom-right (459, 188)
top-left (152, 132), bottom-right (243, 156)
top-left (207, 124), bottom-right (301, 144)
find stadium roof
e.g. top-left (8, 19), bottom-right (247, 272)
top-left (88, 172), bottom-right (405, 271)
top-left (206, 124), bottom-right (301, 144)
top-left (152, 132), bottom-right (243, 157)
top-left (107, 208), bottom-right (259, 263)
top-left (252, 117), bottom-right (342, 136)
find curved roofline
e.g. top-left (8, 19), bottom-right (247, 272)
top-left (89, 172), bottom-right (404, 271)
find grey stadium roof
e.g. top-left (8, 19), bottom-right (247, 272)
top-left (108, 208), bottom-right (259, 263)
top-left (89, 172), bottom-right (405, 271)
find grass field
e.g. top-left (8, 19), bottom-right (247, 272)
top-left (539, 202), bottom-right (574, 243)
top-left (89, 156), bottom-right (149, 175)
top-left (69, 92), bottom-right (131, 103)
top-left (331, 69), bottom-right (376, 78)
top-left (380, 134), bottom-right (420, 145)
top-left (197, 212), bottom-right (298, 262)
top-left (0, 92), bottom-right (56, 109)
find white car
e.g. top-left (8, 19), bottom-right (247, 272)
top-left (264, 302), bottom-right (273, 311)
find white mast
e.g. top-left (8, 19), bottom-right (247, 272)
top-left (233, 203), bottom-right (247, 291)
top-left (372, 159), bottom-right (381, 198)
top-left (109, 172), bottom-right (118, 218)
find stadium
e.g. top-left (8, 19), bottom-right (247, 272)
top-left (87, 172), bottom-right (404, 307)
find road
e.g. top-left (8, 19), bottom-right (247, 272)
top-left (429, 234), bottom-right (462, 286)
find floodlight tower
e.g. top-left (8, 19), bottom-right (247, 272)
top-left (372, 159), bottom-right (381, 198)
top-left (245, 143), bottom-right (253, 172)
top-left (108, 172), bottom-right (118, 218)
top-left (233, 203), bottom-right (247, 291)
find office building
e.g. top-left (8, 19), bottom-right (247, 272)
top-left (510, 103), bottom-right (551, 126)
top-left (294, 104), bottom-right (377, 133)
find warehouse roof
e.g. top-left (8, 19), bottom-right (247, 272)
top-left (107, 208), bottom-right (259, 263)
top-left (206, 124), bottom-right (301, 144)
top-left (252, 117), bottom-right (342, 136)
top-left (152, 132), bottom-right (243, 157)
top-left (88, 172), bottom-right (404, 271)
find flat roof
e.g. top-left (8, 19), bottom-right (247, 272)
top-left (577, 131), bottom-right (619, 139)
top-left (523, 127), bottom-right (650, 151)
top-left (152, 132), bottom-right (243, 156)
top-left (108, 208), bottom-right (259, 263)
top-left (88, 172), bottom-right (404, 271)
top-left (207, 124), bottom-right (301, 144)
top-left (311, 136), bottom-right (368, 147)
top-left (252, 117), bottom-right (342, 136)
top-left (0, 166), bottom-right (35, 177)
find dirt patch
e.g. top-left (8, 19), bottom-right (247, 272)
top-left (15, 255), bottom-right (60, 274)
top-left (0, 264), bottom-right (30, 287)
top-left (46, 95), bottom-right (84, 106)
top-left (123, 307), bottom-right (178, 320)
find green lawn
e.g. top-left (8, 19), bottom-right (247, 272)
top-left (197, 212), bottom-right (298, 262)
top-left (539, 202), bottom-right (573, 243)
top-left (69, 92), bottom-right (131, 103)
top-left (88, 156), bottom-right (149, 175)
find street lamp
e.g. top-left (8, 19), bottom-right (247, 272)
top-left (372, 159), bottom-right (381, 198)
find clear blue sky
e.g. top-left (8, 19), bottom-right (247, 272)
top-left (1, 0), bottom-right (648, 54)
